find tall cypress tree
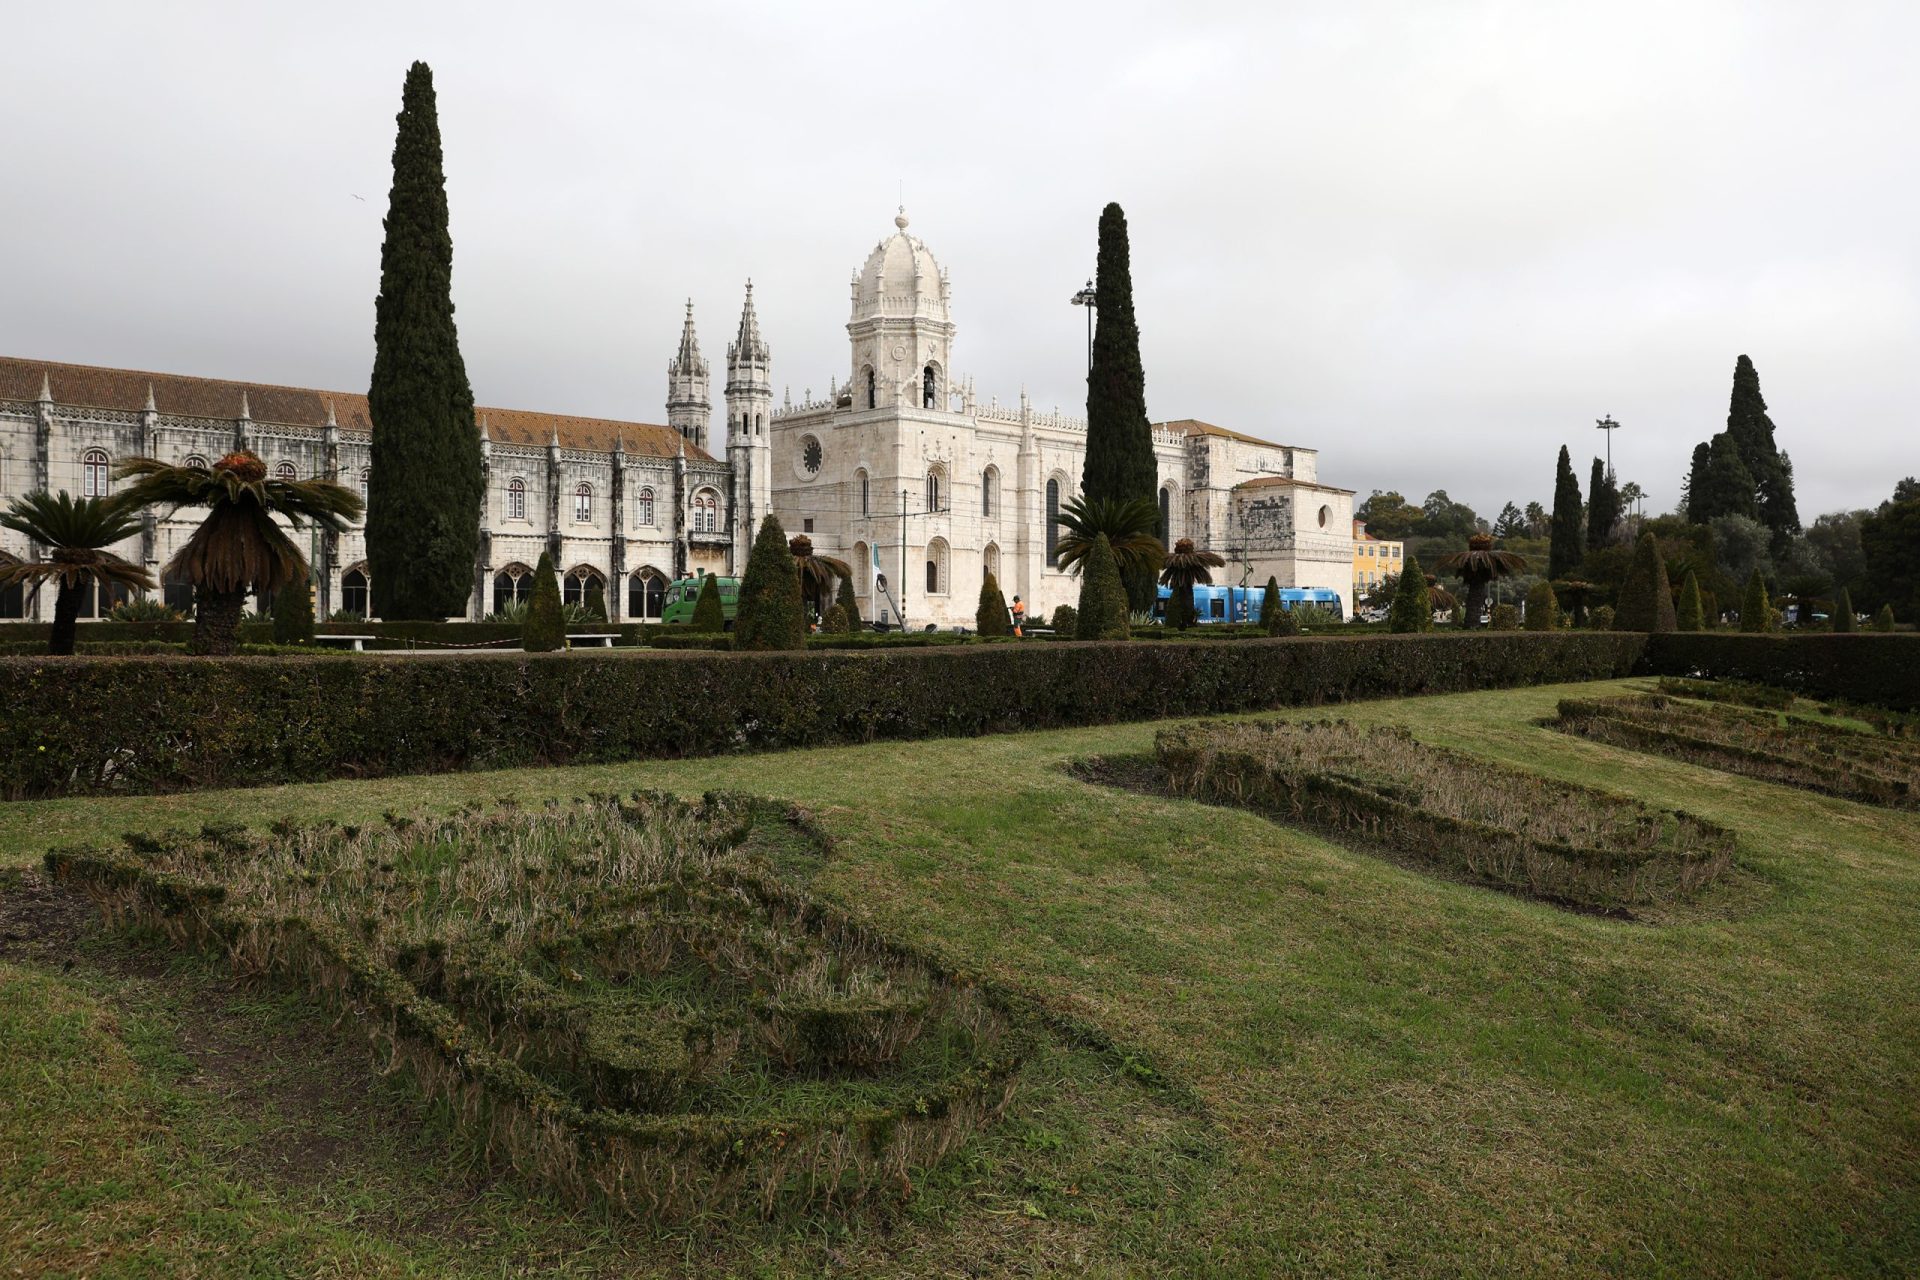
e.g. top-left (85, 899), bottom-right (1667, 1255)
top-left (1683, 442), bottom-right (1711, 524)
top-left (1586, 458), bottom-right (1620, 552)
top-left (1699, 433), bottom-right (1759, 522)
top-left (1725, 354), bottom-right (1798, 549)
top-left (1082, 203), bottom-right (1160, 611)
top-left (366, 61), bottom-right (483, 620)
top-left (1549, 445), bottom-right (1584, 579)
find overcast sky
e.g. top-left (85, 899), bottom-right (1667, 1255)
top-left (5, 1), bottom-right (1915, 520)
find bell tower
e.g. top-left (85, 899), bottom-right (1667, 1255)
top-left (848, 208), bottom-right (954, 412)
top-left (665, 300), bottom-right (711, 451)
top-left (725, 281), bottom-right (773, 558)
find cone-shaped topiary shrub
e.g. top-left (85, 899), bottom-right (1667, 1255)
top-left (270, 573), bottom-right (315, 645)
top-left (1588, 604), bottom-right (1615, 631)
top-left (1074, 533), bottom-right (1130, 640)
top-left (1269, 603), bottom-right (1301, 636)
top-left (523, 551), bottom-right (564, 652)
top-left (1740, 570), bottom-right (1772, 633)
top-left (1050, 604), bottom-right (1077, 634)
top-left (1874, 603), bottom-right (1896, 633)
top-left (820, 603), bottom-right (850, 634)
top-left (1260, 576), bottom-right (1283, 635)
top-left (975, 571), bottom-right (1010, 636)
top-left (689, 572), bottom-right (725, 633)
top-left (1523, 580), bottom-right (1559, 631)
top-left (1389, 554), bottom-right (1432, 633)
top-left (735, 515), bottom-right (806, 651)
top-left (835, 575), bottom-right (858, 626)
top-left (584, 580), bottom-right (606, 623)
top-left (1491, 602), bottom-right (1521, 630)
top-left (1615, 533), bottom-right (1677, 632)
top-left (1832, 586), bottom-right (1855, 633)
top-left (1677, 570), bottom-right (1705, 632)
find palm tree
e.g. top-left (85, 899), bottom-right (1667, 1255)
top-left (1552, 579), bottom-right (1595, 628)
top-left (1159, 537), bottom-right (1225, 630)
top-left (1436, 534), bottom-right (1528, 629)
top-left (1054, 495), bottom-right (1164, 582)
top-left (1423, 574), bottom-right (1461, 620)
top-left (0, 492), bottom-right (153, 655)
top-left (114, 450), bottom-right (363, 655)
top-left (788, 534), bottom-right (851, 618)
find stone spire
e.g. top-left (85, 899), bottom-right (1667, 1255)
top-left (666, 298), bottom-right (711, 451)
top-left (144, 383), bottom-right (157, 412)
top-left (37, 371), bottom-right (51, 402)
top-left (731, 280), bottom-right (768, 366)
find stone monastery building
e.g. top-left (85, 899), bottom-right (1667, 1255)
top-left (0, 211), bottom-right (1356, 627)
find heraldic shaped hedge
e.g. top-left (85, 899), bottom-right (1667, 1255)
top-left (1551, 693), bottom-right (1920, 811)
top-left (1156, 720), bottom-right (1735, 908)
top-left (46, 793), bottom-right (1027, 1219)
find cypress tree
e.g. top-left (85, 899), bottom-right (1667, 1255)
top-left (366, 63), bottom-right (482, 620)
top-left (1739, 570), bottom-right (1771, 633)
top-left (1683, 442), bottom-right (1711, 524)
top-left (1677, 570), bottom-right (1705, 632)
top-left (1523, 580), bottom-right (1559, 631)
top-left (1831, 585), bottom-right (1854, 633)
top-left (1725, 354), bottom-right (1799, 549)
top-left (1698, 433), bottom-right (1759, 522)
top-left (689, 572), bottom-right (724, 633)
top-left (1074, 533), bottom-right (1130, 640)
top-left (522, 551), bottom-right (564, 651)
top-left (270, 573), bottom-right (315, 645)
top-left (834, 575), bottom-right (858, 625)
top-left (1586, 457), bottom-right (1619, 551)
top-left (1388, 553), bottom-right (1432, 633)
top-left (734, 514), bottom-right (805, 651)
top-left (975, 571), bottom-right (1010, 636)
top-left (1549, 445), bottom-right (1584, 579)
top-left (1260, 576), bottom-right (1283, 635)
top-left (821, 604), bottom-right (850, 634)
top-left (1615, 532), bottom-right (1676, 632)
top-left (1082, 203), bottom-right (1159, 612)
top-left (1873, 603), bottom-right (1895, 633)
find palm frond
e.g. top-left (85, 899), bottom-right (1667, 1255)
top-left (0, 490), bottom-right (145, 550)
top-left (1055, 495), bottom-right (1166, 578)
top-left (1159, 537), bottom-right (1227, 589)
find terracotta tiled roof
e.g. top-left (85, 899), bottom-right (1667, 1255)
top-left (0, 356), bottom-right (709, 461)
top-left (1156, 418), bottom-right (1298, 451)
top-left (1233, 475), bottom-right (1355, 494)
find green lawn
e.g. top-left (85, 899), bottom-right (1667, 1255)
top-left (3, 678), bottom-right (1916, 1277)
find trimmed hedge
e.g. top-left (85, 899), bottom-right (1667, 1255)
top-left (0, 619), bottom-right (669, 650)
top-left (1641, 633), bottom-right (1920, 712)
top-left (1, 632), bottom-right (1644, 798)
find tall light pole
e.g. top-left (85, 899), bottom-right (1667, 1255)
top-left (1595, 414), bottom-right (1620, 480)
top-left (1070, 279), bottom-right (1096, 371)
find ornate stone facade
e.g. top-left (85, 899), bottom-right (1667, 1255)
top-left (0, 213), bottom-right (1354, 628)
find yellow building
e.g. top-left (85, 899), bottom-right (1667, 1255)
top-left (1352, 519), bottom-right (1404, 605)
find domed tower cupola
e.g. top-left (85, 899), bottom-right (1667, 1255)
top-left (847, 208), bottom-right (955, 413)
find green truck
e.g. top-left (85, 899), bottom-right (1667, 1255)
top-left (660, 575), bottom-right (739, 627)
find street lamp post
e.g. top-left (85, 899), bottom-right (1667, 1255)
top-left (1070, 279), bottom-right (1096, 371)
top-left (1595, 414), bottom-right (1620, 479)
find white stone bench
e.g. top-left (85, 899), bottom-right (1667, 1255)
top-left (567, 633), bottom-right (618, 648)
top-left (315, 634), bottom-right (377, 651)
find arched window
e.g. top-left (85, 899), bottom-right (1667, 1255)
top-left (183, 454), bottom-right (208, 471)
top-left (574, 483), bottom-right (593, 523)
top-left (692, 488), bottom-right (722, 534)
top-left (275, 461), bottom-right (297, 481)
top-left (635, 486), bottom-right (655, 527)
top-left (1159, 485), bottom-right (1172, 546)
top-left (0, 553), bottom-right (24, 620)
top-left (492, 563), bottom-right (533, 615)
top-left (755, 412), bottom-right (764, 438)
top-left (341, 566), bottom-right (369, 618)
top-left (81, 448), bottom-right (109, 498)
top-left (982, 466), bottom-right (998, 518)
top-left (507, 477), bottom-right (527, 522)
top-left (858, 469), bottom-right (870, 518)
top-left (923, 365), bottom-right (937, 409)
top-left (359, 468), bottom-right (371, 502)
top-left (865, 368), bottom-right (876, 409)
top-left (562, 566), bottom-right (606, 610)
top-left (628, 568), bottom-right (666, 620)
top-left (984, 542), bottom-right (1000, 583)
top-left (925, 468), bottom-right (942, 513)
top-left (1045, 478), bottom-right (1061, 562)
top-left (925, 537), bottom-right (949, 596)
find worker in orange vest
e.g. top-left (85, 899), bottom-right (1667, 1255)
top-left (1010, 595), bottom-right (1026, 637)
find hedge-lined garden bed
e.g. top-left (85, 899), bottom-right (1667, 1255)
top-left (1156, 719), bottom-right (1734, 909)
top-left (1551, 694), bottom-right (1920, 810)
top-left (46, 792), bottom-right (1027, 1219)
top-left (0, 632), bottom-right (1645, 798)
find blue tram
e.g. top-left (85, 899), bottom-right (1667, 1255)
top-left (1153, 583), bottom-right (1343, 625)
